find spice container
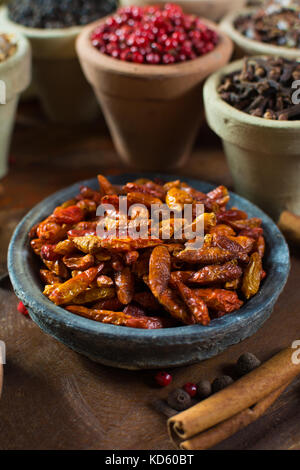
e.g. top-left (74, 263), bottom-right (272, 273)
top-left (119, 0), bottom-right (246, 22)
top-left (0, 1), bottom-right (117, 123)
top-left (76, 4), bottom-right (233, 170)
top-left (0, 30), bottom-right (31, 178)
top-left (203, 56), bottom-right (300, 219)
top-left (0, 363), bottom-right (2, 399)
top-left (220, 5), bottom-right (300, 59)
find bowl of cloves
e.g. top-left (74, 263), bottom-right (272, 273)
top-left (203, 55), bottom-right (300, 220)
top-left (220, 3), bottom-right (300, 60)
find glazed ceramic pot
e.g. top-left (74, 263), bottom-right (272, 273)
top-left (0, 29), bottom-right (31, 178)
top-left (0, 6), bottom-right (99, 123)
top-left (8, 174), bottom-right (290, 369)
top-left (119, 0), bottom-right (246, 22)
top-left (203, 58), bottom-right (300, 220)
top-left (76, 18), bottom-right (233, 170)
top-left (220, 8), bottom-right (300, 59)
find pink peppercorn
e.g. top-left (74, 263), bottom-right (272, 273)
top-left (183, 382), bottom-right (197, 397)
top-left (155, 371), bottom-right (173, 387)
top-left (17, 301), bottom-right (29, 316)
top-left (91, 4), bottom-right (218, 65)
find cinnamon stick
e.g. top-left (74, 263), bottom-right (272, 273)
top-left (178, 382), bottom-right (290, 450)
top-left (278, 211), bottom-right (300, 245)
top-left (168, 347), bottom-right (300, 441)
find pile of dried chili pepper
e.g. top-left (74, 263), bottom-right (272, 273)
top-left (29, 175), bottom-right (266, 329)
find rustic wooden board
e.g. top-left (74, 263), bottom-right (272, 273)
top-left (0, 102), bottom-right (299, 450)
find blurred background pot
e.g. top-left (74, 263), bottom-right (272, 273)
top-left (119, 0), bottom-right (246, 22)
top-left (220, 8), bottom-right (300, 59)
top-left (203, 58), bottom-right (300, 220)
top-left (0, 6), bottom-right (99, 123)
top-left (0, 363), bottom-right (2, 399)
top-left (76, 18), bottom-right (233, 170)
top-left (0, 29), bottom-right (31, 178)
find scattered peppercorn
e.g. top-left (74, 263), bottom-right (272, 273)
top-left (183, 382), bottom-right (197, 397)
top-left (17, 301), bottom-right (29, 316)
top-left (167, 388), bottom-right (192, 411)
top-left (8, 0), bottom-right (117, 29)
top-left (155, 371), bottom-right (172, 387)
top-left (236, 352), bottom-right (261, 376)
top-left (196, 379), bottom-right (212, 399)
top-left (212, 375), bottom-right (234, 393)
top-left (91, 3), bottom-right (219, 65)
top-left (218, 56), bottom-right (300, 120)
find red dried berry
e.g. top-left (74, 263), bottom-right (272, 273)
top-left (91, 4), bottom-right (218, 65)
top-left (155, 371), bottom-right (172, 387)
top-left (183, 382), bottom-right (197, 397)
top-left (17, 301), bottom-right (29, 316)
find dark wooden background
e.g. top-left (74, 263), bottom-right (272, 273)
top-left (0, 101), bottom-right (299, 450)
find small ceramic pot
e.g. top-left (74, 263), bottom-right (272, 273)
top-left (0, 6), bottom-right (99, 123)
top-left (76, 18), bottom-right (233, 170)
top-left (0, 29), bottom-right (31, 178)
top-left (119, 0), bottom-right (246, 22)
top-left (220, 8), bottom-right (300, 59)
top-left (203, 58), bottom-right (300, 220)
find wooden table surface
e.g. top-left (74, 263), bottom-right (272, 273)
top-left (0, 101), bottom-right (299, 450)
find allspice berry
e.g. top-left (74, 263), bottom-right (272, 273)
top-left (196, 379), bottom-right (212, 400)
top-left (167, 388), bottom-right (192, 411)
top-left (212, 375), bottom-right (234, 393)
top-left (236, 352), bottom-right (261, 376)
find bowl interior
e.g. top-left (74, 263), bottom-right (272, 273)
top-left (8, 173), bottom-right (290, 345)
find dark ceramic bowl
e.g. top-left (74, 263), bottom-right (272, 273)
top-left (8, 174), bottom-right (290, 369)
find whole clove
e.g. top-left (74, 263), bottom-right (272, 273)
top-left (218, 56), bottom-right (300, 120)
top-left (235, 3), bottom-right (300, 49)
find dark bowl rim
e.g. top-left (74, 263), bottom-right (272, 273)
top-left (7, 173), bottom-right (290, 344)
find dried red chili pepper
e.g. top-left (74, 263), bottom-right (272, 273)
top-left (194, 288), bottom-right (243, 313)
top-left (53, 205), bottom-right (85, 225)
top-left (188, 261), bottom-right (243, 285)
top-left (48, 267), bottom-right (100, 305)
top-left (66, 305), bottom-right (167, 329)
top-left (115, 267), bottom-right (135, 305)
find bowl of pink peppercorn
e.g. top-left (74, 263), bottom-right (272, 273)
top-left (76, 3), bottom-right (233, 170)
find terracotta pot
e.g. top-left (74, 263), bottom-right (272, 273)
top-left (0, 6), bottom-right (99, 123)
top-left (203, 58), bottom-right (300, 220)
top-left (0, 29), bottom-right (31, 178)
top-left (76, 18), bottom-right (233, 170)
top-left (220, 8), bottom-right (300, 59)
top-left (119, 0), bottom-right (246, 22)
